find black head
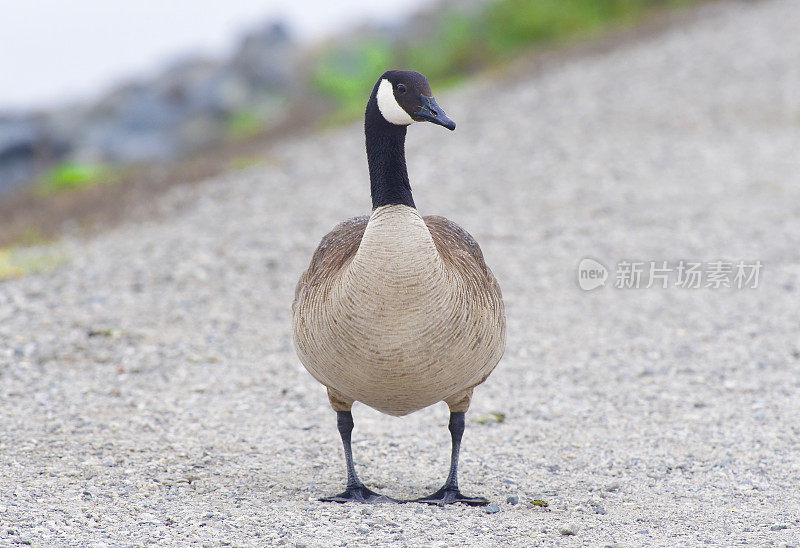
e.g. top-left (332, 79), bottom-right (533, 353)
top-left (371, 70), bottom-right (455, 131)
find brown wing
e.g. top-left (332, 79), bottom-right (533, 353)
top-left (425, 215), bottom-right (506, 392)
top-left (423, 215), bottom-right (503, 299)
top-left (293, 216), bottom-right (369, 312)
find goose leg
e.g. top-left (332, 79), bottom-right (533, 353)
top-left (412, 412), bottom-right (488, 506)
top-left (320, 411), bottom-right (395, 503)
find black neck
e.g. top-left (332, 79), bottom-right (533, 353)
top-left (365, 96), bottom-right (415, 210)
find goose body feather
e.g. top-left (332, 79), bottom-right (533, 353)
top-left (293, 205), bottom-right (505, 416)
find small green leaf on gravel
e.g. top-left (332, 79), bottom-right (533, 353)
top-left (0, 246), bottom-right (66, 280)
top-left (531, 499), bottom-right (549, 507)
top-left (87, 328), bottom-right (118, 338)
top-left (560, 527), bottom-right (576, 536)
top-left (475, 412), bottom-right (506, 424)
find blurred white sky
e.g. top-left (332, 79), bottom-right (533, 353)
top-left (1, 0), bottom-right (437, 110)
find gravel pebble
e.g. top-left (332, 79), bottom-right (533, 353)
top-left (2, 1), bottom-right (800, 545)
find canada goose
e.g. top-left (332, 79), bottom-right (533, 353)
top-left (292, 70), bottom-right (505, 505)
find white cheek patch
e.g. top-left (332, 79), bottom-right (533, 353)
top-left (376, 79), bottom-right (415, 125)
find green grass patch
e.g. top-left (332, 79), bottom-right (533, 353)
top-left (312, 40), bottom-right (394, 124)
top-left (0, 246), bottom-right (67, 280)
top-left (36, 162), bottom-right (119, 196)
top-left (484, 0), bottom-right (641, 54)
top-left (225, 110), bottom-right (268, 141)
top-left (229, 156), bottom-right (266, 170)
top-left (311, 0), bottom-right (700, 119)
top-left (13, 228), bottom-right (49, 247)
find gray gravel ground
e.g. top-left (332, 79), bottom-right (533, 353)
top-left (3, 1), bottom-right (800, 545)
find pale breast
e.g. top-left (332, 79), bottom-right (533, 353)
top-left (293, 205), bottom-right (505, 416)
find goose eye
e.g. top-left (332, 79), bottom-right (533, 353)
top-left (396, 84), bottom-right (407, 94)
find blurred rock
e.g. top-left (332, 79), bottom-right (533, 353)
top-left (0, 113), bottom-right (68, 195)
top-left (1, 19), bottom-right (297, 182)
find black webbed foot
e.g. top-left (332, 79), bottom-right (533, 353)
top-left (320, 484), bottom-right (397, 504)
top-left (408, 412), bottom-right (489, 507)
top-left (321, 411), bottom-right (398, 504)
top-left (412, 486), bottom-right (489, 506)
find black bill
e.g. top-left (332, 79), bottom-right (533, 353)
top-left (414, 95), bottom-right (456, 130)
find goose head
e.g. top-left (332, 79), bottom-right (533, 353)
top-left (371, 70), bottom-right (456, 131)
